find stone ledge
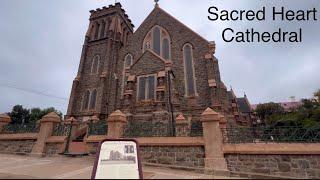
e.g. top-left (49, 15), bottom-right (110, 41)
top-left (137, 137), bottom-right (205, 146)
top-left (143, 162), bottom-right (204, 173)
top-left (230, 171), bottom-right (297, 179)
top-left (46, 136), bottom-right (67, 143)
top-left (85, 135), bottom-right (108, 143)
top-left (84, 136), bottom-right (205, 146)
top-left (0, 133), bottom-right (38, 140)
top-left (224, 143), bottom-right (320, 155)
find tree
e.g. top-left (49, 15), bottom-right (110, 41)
top-left (8, 105), bottom-right (63, 124)
top-left (263, 89), bottom-right (320, 128)
top-left (29, 107), bottom-right (63, 123)
top-left (314, 89), bottom-right (320, 104)
top-left (8, 105), bottom-right (30, 124)
top-left (29, 108), bottom-right (42, 124)
top-left (255, 102), bottom-right (284, 122)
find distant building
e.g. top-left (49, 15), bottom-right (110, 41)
top-left (252, 101), bottom-right (303, 113)
top-left (227, 90), bottom-right (256, 127)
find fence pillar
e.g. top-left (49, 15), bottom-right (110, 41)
top-left (65, 117), bottom-right (79, 140)
top-left (31, 112), bottom-right (61, 156)
top-left (107, 110), bottom-right (127, 138)
top-left (175, 114), bottom-right (189, 137)
top-left (201, 108), bottom-right (228, 174)
top-left (0, 114), bottom-right (11, 132)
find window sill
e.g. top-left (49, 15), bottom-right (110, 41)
top-left (185, 94), bottom-right (198, 99)
top-left (81, 109), bottom-right (96, 113)
top-left (136, 99), bottom-right (157, 106)
top-left (138, 99), bottom-right (155, 103)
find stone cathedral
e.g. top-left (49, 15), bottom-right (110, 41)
top-left (66, 2), bottom-right (255, 132)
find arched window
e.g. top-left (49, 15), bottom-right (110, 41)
top-left (143, 26), bottom-right (171, 60)
top-left (153, 26), bottom-right (161, 55)
top-left (162, 38), bottom-right (170, 60)
top-left (94, 22), bottom-right (100, 40)
top-left (100, 21), bottom-right (106, 39)
top-left (183, 44), bottom-right (196, 97)
top-left (138, 75), bottom-right (156, 101)
top-left (122, 54), bottom-right (133, 97)
top-left (89, 89), bottom-right (97, 109)
top-left (83, 90), bottom-right (90, 110)
top-left (125, 54), bottom-right (133, 68)
top-left (91, 55), bottom-right (100, 74)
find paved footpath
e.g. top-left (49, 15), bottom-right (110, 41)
top-left (0, 154), bottom-right (235, 179)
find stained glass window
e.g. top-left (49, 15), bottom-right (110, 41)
top-left (90, 89), bottom-right (97, 109)
top-left (83, 90), bottom-right (90, 110)
top-left (153, 26), bottom-right (161, 55)
top-left (138, 75), bottom-right (156, 100)
top-left (91, 55), bottom-right (100, 74)
top-left (183, 44), bottom-right (196, 96)
top-left (162, 38), bottom-right (170, 60)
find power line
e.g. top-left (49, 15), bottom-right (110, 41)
top-left (0, 84), bottom-right (68, 101)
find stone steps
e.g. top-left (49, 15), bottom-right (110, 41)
top-left (66, 142), bottom-right (89, 156)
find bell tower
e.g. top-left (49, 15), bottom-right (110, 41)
top-left (66, 3), bottom-right (134, 121)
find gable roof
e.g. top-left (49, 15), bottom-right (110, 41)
top-left (130, 49), bottom-right (168, 68)
top-left (237, 98), bottom-right (252, 113)
top-left (227, 91), bottom-right (234, 101)
top-left (134, 5), bottom-right (210, 44)
top-left (227, 89), bottom-right (236, 100)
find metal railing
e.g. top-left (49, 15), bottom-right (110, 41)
top-left (1, 123), bottom-right (39, 134)
top-left (123, 121), bottom-right (172, 137)
top-left (221, 126), bottom-right (320, 144)
top-left (52, 123), bottom-right (70, 136)
top-left (189, 121), bottom-right (203, 137)
top-left (88, 121), bottom-right (107, 136)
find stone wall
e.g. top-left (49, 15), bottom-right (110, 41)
top-left (85, 142), bottom-right (205, 168)
top-left (86, 142), bottom-right (100, 155)
top-left (140, 146), bottom-right (205, 168)
top-left (0, 140), bottom-right (35, 154)
top-left (44, 143), bottom-right (64, 156)
top-left (225, 154), bottom-right (320, 179)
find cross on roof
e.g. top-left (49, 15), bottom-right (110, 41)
top-left (155, 0), bottom-right (159, 5)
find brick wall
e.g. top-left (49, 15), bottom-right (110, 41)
top-left (225, 154), bottom-right (320, 178)
top-left (0, 140), bottom-right (35, 154)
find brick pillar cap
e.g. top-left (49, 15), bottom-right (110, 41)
top-left (41, 112), bottom-right (61, 123)
top-left (108, 110), bottom-right (127, 123)
top-left (201, 108), bottom-right (218, 116)
top-left (110, 110), bottom-right (126, 117)
top-left (91, 115), bottom-right (99, 122)
top-left (0, 113), bottom-right (11, 123)
top-left (176, 114), bottom-right (186, 121)
top-left (43, 112), bottom-right (60, 119)
top-left (201, 108), bottom-right (219, 122)
top-left (176, 113), bottom-right (188, 124)
top-left (65, 117), bottom-right (79, 124)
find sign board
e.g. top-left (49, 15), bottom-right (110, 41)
top-left (91, 139), bottom-right (143, 179)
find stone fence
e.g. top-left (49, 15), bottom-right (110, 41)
top-left (0, 108), bottom-right (320, 178)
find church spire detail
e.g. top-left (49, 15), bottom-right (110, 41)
top-left (155, 0), bottom-right (159, 7)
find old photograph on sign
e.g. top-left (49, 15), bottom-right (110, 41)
top-left (94, 141), bottom-right (140, 179)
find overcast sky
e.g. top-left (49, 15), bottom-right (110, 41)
top-left (0, 0), bottom-right (319, 114)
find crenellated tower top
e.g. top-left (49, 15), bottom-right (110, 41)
top-left (89, 3), bottom-right (134, 32)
